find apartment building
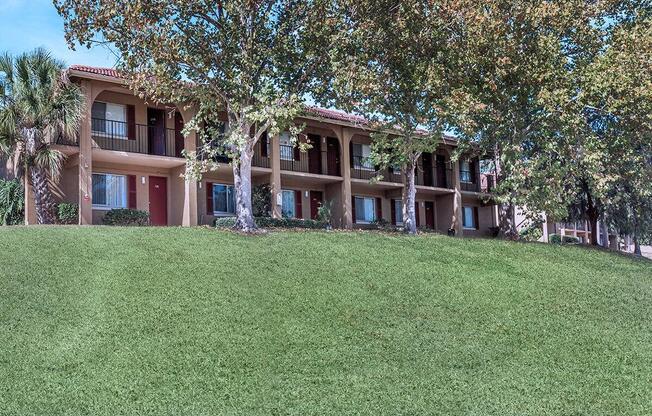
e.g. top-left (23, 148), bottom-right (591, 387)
top-left (24, 65), bottom-right (498, 235)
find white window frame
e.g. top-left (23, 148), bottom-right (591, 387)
top-left (281, 189), bottom-right (296, 218)
top-left (354, 196), bottom-right (376, 224)
top-left (352, 143), bottom-right (374, 171)
top-left (92, 101), bottom-right (129, 140)
top-left (212, 183), bottom-right (236, 216)
top-left (462, 206), bottom-right (477, 230)
top-left (92, 173), bottom-right (128, 210)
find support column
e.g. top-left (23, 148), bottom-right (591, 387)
top-left (451, 159), bottom-right (463, 236)
top-left (340, 128), bottom-right (353, 229)
top-left (78, 80), bottom-right (93, 225)
top-left (270, 133), bottom-right (282, 218)
top-left (24, 175), bottom-right (37, 225)
top-left (180, 110), bottom-right (198, 226)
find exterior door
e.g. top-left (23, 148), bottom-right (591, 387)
top-left (422, 152), bottom-right (433, 186)
top-left (425, 201), bottom-right (435, 229)
top-left (148, 176), bottom-right (168, 226)
top-left (307, 134), bottom-right (322, 174)
top-left (310, 191), bottom-right (323, 220)
top-left (326, 137), bottom-right (340, 176)
top-left (147, 108), bottom-right (166, 156)
top-left (436, 154), bottom-right (447, 188)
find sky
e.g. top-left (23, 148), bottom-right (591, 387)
top-left (0, 0), bottom-right (116, 68)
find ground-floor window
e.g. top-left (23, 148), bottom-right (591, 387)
top-left (355, 196), bottom-right (376, 223)
top-left (92, 173), bottom-right (127, 209)
top-left (281, 190), bottom-right (296, 218)
top-left (394, 199), bottom-right (403, 225)
top-left (462, 206), bottom-right (478, 229)
top-left (213, 184), bottom-right (236, 215)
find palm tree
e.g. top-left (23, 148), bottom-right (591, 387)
top-left (0, 49), bottom-right (83, 224)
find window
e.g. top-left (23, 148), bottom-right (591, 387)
top-left (352, 143), bottom-right (373, 170)
top-left (92, 173), bottom-right (127, 209)
top-left (279, 132), bottom-right (294, 160)
top-left (92, 101), bottom-right (127, 138)
top-left (462, 206), bottom-right (477, 229)
top-left (281, 190), bottom-right (295, 218)
top-left (355, 196), bottom-right (376, 223)
top-left (213, 184), bottom-right (236, 214)
top-left (394, 199), bottom-right (403, 225)
top-left (460, 160), bottom-right (472, 182)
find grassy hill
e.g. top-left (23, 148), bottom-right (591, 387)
top-left (0, 226), bottom-right (650, 415)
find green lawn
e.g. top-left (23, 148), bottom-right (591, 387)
top-left (0, 227), bottom-right (650, 415)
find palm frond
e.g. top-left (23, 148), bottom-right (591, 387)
top-left (34, 147), bottom-right (65, 184)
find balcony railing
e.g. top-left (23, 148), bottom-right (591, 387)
top-left (279, 144), bottom-right (341, 176)
top-left (91, 118), bottom-right (180, 157)
top-left (415, 163), bottom-right (453, 189)
top-left (351, 156), bottom-right (402, 183)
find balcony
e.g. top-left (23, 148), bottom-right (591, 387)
top-left (415, 163), bottom-right (453, 189)
top-left (279, 144), bottom-right (341, 176)
top-left (91, 118), bottom-right (181, 158)
top-left (351, 156), bottom-right (402, 183)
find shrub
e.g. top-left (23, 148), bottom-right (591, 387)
top-left (56, 203), bottom-right (78, 225)
top-left (316, 200), bottom-right (333, 225)
top-left (214, 216), bottom-right (327, 229)
top-left (549, 233), bottom-right (580, 244)
top-left (520, 224), bottom-right (543, 242)
top-left (252, 184), bottom-right (272, 217)
top-left (0, 178), bottom-right (24, 225)
top-left (102, 209), bottom-right (149, 226)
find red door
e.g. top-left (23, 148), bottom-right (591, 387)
top-left (174, 112), bottom-right (184, 158)
top-left (326, 137), bottom-right (340, 176)
top-left (148, 176), bottom-right (168, 226)
top-left (310, 191), bottom-right (323, 220)
top-left (148, 108), bottom-right (166, 156)
top-left (308, 134), bottom-right (322, 174)
top-left (425, 201), bottom-right (435, 229)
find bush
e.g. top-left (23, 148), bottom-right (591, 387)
top-left (549, 233), bottom-right (580, 244)
top-left (0, 178), bottom-right (24, 225)
top-left (102, 209), bottom-right (149, 226)
top-left (214, 216), bottom-right (328, 229)
top-left (252, 184), bottom-right (272, 217)
top-left (316, 200), bottom-right (333, 226)
top-left (519, 224), bottom-right (543, 242)
top-left (56, 203), bottom-right (78, 225)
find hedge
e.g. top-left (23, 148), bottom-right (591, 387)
top-left (214, 216), bottom-right (328, 229)
top-left (549, 233), bottom-right (581, 244)
top-left (102, 209), bottom-right (150, 226)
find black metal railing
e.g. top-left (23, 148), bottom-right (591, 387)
top-left (415, 164), bottom-right (453, 189)
top-left (460, 169), bottom-right (480, 192)
top-left (279, 144), bottom-right (307, 172)
top-left (252, 141), bottom-right (270, 168)
top-left (91, 118), bottom-right (179, 157)
top-left (279, 144), bottom-right (341, 176)
top-left (351, 156), bottom-right (402, 183)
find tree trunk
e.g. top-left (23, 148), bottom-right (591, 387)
top-left (586, 190), bottom-right (599, 246)
top-left (232, 144), bottom-right (256, 232)
top-left (402, 158), bottom-right (417, 235)
top-left (498, 201), bottom-right (517, 239)
top-left (601, 214), bottom-right (610, 248)
top-left (634, 237), bottom-right (642, 256)
top-left (29, 163), bottom-right (56, 224)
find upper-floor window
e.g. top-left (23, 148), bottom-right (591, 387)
top-left (279, 132), bottom-right (294, 161)
top-left (92, 101), bottom-right (127, 139)
top-left (460, 160), bottom-right (472, 183)
top-left (92, 173), bottom-right (127, 209)
top-left (352, 143), bottom-right (374, 170)
top-left (354, 196), bottom-right (376, 223)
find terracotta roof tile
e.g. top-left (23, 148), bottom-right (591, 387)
top-left (69, 65), bottom-right (124, 79)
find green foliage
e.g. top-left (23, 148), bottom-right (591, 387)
top-left (316, 200), bottom-right (333, 225)
top-left (55, 202), bottom-right (78, 225)
top-left (0, 178), bottom-right (23, 225)
top-left (519, 223), bottom-right (544, 242)
top-left (215, 216), bottom-right (327, 230)
top-left (549, 234), bottom-right (581, 245)
top-left (102, 209), bottom-right (149, 226)
top-left (252, 184), bottom-right (272, 217)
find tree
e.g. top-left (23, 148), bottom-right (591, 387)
top-left (447, 0), bottom-right (604, 238)
top-left (321, 0), bottom-right (452, 234)
top-left (56, 0), bottom-right (339, 232)
top-left (0, 49), bottom-right (83, 224)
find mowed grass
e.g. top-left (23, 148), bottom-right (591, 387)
top-left (0, 227), bottom-right (650, 415)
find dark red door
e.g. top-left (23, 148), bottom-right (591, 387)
top-left (307, 134), bottom-right (322, 174)
top-left (422, 152), bottom-right (433, 187)
top-left (425, 201), bottom-right (435, 229)
top-left (174, 112), bottom-right (184, 158)
top-left (436, 154), bottom-right (447, 188)
top-left (148, 176), bottom-right (167, 226)
top-left (326, 137), bottom-right (340, 176)
top-left (310, 191), bottom-right (323, 220)
top-left (148, 108), bottom-right (166, 156)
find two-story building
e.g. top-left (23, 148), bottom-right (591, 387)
top-left (24, 65), bottom-right (498, 235)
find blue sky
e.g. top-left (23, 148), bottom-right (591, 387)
top-left (0, 0), bottom-right (116, 68)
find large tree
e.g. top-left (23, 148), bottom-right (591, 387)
top-left (321, 0), bottom-right (453, 234)
top-left (56, 0), bottom-right (339, 231)
top-left (0, 49), bottom-right (84, 224)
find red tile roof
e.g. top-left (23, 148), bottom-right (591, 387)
top-left (69, 64), bottom-right (124, 79)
